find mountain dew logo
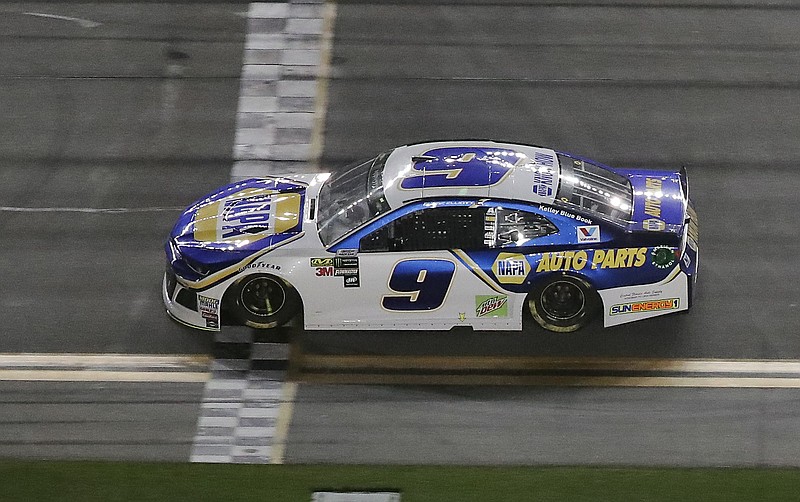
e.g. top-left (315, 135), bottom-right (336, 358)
top-left (475, 295), bottom-right (508, 318)
top-left (651, 246), bottom-right (677, 269)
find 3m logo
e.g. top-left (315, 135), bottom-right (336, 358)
top-left (315, 266), bottom-right (334, 277)
top-left (577, 225), bottom-right (600, 243)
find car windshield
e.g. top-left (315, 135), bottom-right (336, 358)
top-left (556, 154), bottom-right (634, 224)
top-left (317, 151), bottom-right (392, 246)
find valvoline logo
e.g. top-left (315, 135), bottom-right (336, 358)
top-left (577, 225), bottom-right (600, 243)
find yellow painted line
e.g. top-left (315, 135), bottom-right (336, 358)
top-left (309, 1), bottom-right (337, 169)
top-left (0, 370), bottom-right (209, 383)
top-left (293, 374), bottom-right (800, 388)
top-left (297, 355), bottom-right (800, 374)
top-left (0, 353), bottom-right (211, 368)
top-left (270, 382), bottom-right (298, 464)
top-left (0, 353), bottom-right (211, 382)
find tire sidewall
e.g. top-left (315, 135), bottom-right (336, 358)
top-left (528, 274), bottom-right (599, 333)
top-left (229, 274), bottom-right (299, 329)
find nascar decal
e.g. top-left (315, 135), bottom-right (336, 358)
top-left (399, 147), bottom-right (521, 190)
top-left (492, 253), bottom-right (530, 284)
top-left (193, 188), bottom-right (302, 243)
top-left (610, 298), bottom-right (679, 315)
top-left (577, 225), bottom-right (600, 243)
top-left (475, 295), bottom-right (508, 317)
top-left (536, 248), bottom-right (648, 272)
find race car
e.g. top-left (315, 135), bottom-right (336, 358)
top-left (163, 140), bottom-right (699, 333)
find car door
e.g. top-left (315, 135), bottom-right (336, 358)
top-left (324, 202), bottom-right (507, 330)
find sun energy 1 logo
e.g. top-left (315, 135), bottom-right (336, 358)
top-left (577, 225), bottom-right (600, 243)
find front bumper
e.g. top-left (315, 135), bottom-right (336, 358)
top-left (162, 271), bottom-right (222, 331)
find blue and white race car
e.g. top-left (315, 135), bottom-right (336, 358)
top-left (163, 140), bottom-right (699, 332)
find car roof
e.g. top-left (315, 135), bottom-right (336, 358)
top-left (381, 140), bottom-right (561, 210)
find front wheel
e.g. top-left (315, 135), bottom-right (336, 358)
top-left (528, 276), bottom-right (599, 332)
top-left (228, 274), bottom-right (300, 329)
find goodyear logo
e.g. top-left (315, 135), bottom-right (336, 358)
top-left (492, 253), bottom-right (530, 284)
top-left (610, 298), bottom-right (679, 316)
top-left (475, 295), bottom-right (508, 318)
top-left (310, 257), bottom-right (333, 267)
top-left (536, 248), bottom-right (647, 272)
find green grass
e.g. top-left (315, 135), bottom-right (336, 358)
top-left (2, 462), bottom-right (799, 501)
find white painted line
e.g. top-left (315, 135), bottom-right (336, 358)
top-left (297, 374), bottom-right (800, 389)
top-left (309, 1), bottom-right (336, 167)
top-left (270, 382), bottom-right (297, 464)
top-left (22, 12), bottom-right (101, 28)
top-left (0, 206), bottom-right (185, 213)
top-left (298, 355), bottom-right (800, 375)
top-left (0, 370), bottom-right (209, 383)
top-left (0, 353), bottom-right (210, 369)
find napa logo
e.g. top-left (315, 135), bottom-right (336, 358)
top-left (577, 225), bottom-right (600, 243)
top-left (491, 253), bottom-right (530, 284)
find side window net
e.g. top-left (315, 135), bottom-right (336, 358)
top-left (487, 208), bottom-right (558, 247)
top-left (360, 207), bottom-right (486, 252)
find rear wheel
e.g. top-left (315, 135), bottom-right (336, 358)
top-left (228, 274), bottom-right (300, 329)
top-left (528, 276), bottom-right (599, 332)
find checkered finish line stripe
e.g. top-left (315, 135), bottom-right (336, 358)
top-left (191, 325), bottom-right (296, 463)
top-left (190, 362), bottom-right (289, 463)
top-left (232, 0), bottom-right (332, 179)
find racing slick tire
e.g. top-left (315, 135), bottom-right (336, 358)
top-left (227, 274), bottom-right (300, 329)
top-left (527, 275), bottom-right (600, 333)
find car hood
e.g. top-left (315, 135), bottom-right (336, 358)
top-left (168, 177), bottom-right (307, 279)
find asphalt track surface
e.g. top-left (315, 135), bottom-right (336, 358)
top-left (2, 1), bottom-right (800, 465)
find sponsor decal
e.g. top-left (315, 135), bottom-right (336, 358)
top-left (336, 248), bottom-right (358, 257)
top-left (315, 266), bottom-right (334, 276)
top-left (198, 295), bottom-right (220, 326)
top-left (531, 151), bottom-right (555, 198)
top-left (332, 256), bottom-right (360, 286)
top-left (535, 248), bottom-right (647, 272)
top-left (483, 207), bottom-right (497, 246)
top-left (344, 274), bottom-right (360, 288)
top-left (239, 262), bottom-right (280, 272)
top-left (534, 152), bottom-right (555, 166)
top-left (643, 218), bottom-right (666, 231)
top-left (475, 295), bottom-right (509, 318)
top-left (310, 257), bottom-right (334, 267)
top-left (538, 204), bottom-right (592, 224)
top-left (610, 298), bottom-right (680, 316)
top-left (491, 253), bottom-right (530, 284)
top-left (642, 177), bottom-right (665, 231)
top-left (334, 268), bottom-right (359, 276)
top-left (577, 225), bottom-right (600, 243)
top-left (651, 246), bottom-right (677, 269)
